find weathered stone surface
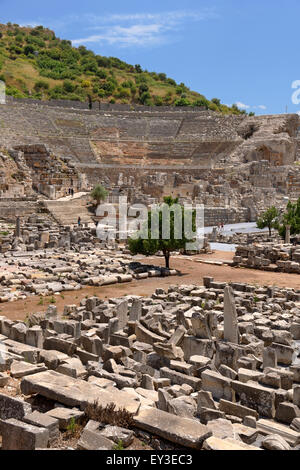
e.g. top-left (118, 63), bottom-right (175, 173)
top-left (100, 425), bottom-right (134, 448)
top-left (201, 370), bottom-right (234, 401)
top-left (23, 410), bottom-right (59, 444)
top-left (223, 286), bottom-right (239, 344)
top-left (134, 407), bottom-right (212, 449)
top-left (0, 418), bottom-right (49, 450)
top-left (135, 322), bottom-right (165, 345)
top-left (232, 381), bottom-right (275, 418)
top-left (219, 399), bottom-right (258, 420)
top-left (39, 350), bottom-right (69, 369)
top-left (20, 370), bottom-right (140, 414)
top-left (10, 360), bottom-right (47, 378)
top-left (232, 423), bottom-right (258, 444)
top-left (160, 367), bottom-right (201, 391)
top-left (206, 418), bottom-right (237, 440)
top-left (77, 422), bottom-right (114, 450)
top-left (275, 402), bottom-right (300, 424)
top-left (45, 407), bottom-right (84, 430)
top-left (203, 436), bottom-right (259, 451)
top-left (257, 419), bottom-right (300, 447)
top-left (262, 434), bottom-right (291, 451)
top-left (0, 372), bottom-right (9, 387)
top-left (0, 392), bottom-right (32, 420)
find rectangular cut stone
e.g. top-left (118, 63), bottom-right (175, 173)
top-left (134, 407), bottom-right (212, 449)
top-left (223, 285), bottom-right (239, 344)
top-left (20, 370), bottom-right (140, 414)
top-left (2, 339), bottom-right (40, 363)
top-left (44, 336), bottom-right (77, 356)
top-left (182, 336), bottom-right (215, 361)
top-left (0, 418), bottom-right (49, 450)
top-left (203, 436), bottom-right (260, 451)
top-left (219, 399), bottom-right (259, 419)
top-left (238, 368), bottom-right (264, 383)
top-left (10, 361), bottom-right (47, 378)
top-left (272, 342), bottom-right (294, 365)
top-left (160, 367), bottom-right (202, 391)
top-left (0, 392), bottom-right (32, 420)
top-left (77, 428), bottom-right (114, 450)
top-left (46, 407), bottom-right (84, 430)
top-left (201, 370), bottom-right (234, 401)
top-left (23, 411), bottom-right (59, 443)
top-left (232, 381), bottom-right (275, 418)
top-left (135, 322), bottom-right (165, 345)
top-left (257, 419), bottom-right (300, 447)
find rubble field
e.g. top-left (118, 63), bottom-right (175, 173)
top-left (0, 278), bottom-right (299, 450)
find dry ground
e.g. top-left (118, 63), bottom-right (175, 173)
top-left (1, 251), bottom-right (299, 322)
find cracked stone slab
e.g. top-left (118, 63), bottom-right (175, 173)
top-left (20, 370), bottom-right (140, 414)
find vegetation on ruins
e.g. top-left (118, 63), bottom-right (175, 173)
top-left (85, 401), bottom-right (134, 429)
top-left (128, 196), bottom-right (196, 269)
top-left (113, 440), bottom-right (125, 451)
top-left (278, 197), bottom-right (300, 238)
top-left (0, 22), bottom-right (248, 114)
top-left (90, 184), bottom-right (108, 207)
top-left (256, 206), bottom-right (280, 236)
top-left (66, 417), bottom-right (79, 435)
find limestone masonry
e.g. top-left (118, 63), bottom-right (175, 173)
top-left (0, 98), bottom-right (300, 225)
top-left (0, 279), bottom-right (299, 450)
top-left (0, 98), bottom-right (300, 451)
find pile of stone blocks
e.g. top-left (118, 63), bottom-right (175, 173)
top-left (234, 243), bottom-right (300, 274)
top-left (0, 277), bottom-right (299, 450)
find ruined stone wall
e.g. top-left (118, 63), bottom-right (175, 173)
top-left (0, 200), bottom-right (41, 221)
top-left (234, 243), bottom-right (300, 274)
top-left (1, 99), bottom-right (298, 174)
top-left (0, 99), bottom-right (245, 168)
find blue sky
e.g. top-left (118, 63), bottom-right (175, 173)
top-left (1, 0), bottom-right (300, 115)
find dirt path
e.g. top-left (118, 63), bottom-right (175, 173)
top-left (1, 251), bottom-right (299, 321)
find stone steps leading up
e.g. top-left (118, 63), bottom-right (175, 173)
top-left (43, 196), bottom-right (94, 226)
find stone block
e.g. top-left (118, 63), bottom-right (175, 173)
top-left (0, 418), bottom-right (49, 450)
top-left (0, 392), bottom-right (32, 420)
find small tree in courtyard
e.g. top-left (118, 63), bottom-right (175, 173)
top-left (256, 206), bottom-right (279, 236)
top-left (90, 184), bottom-right (108, 206)
top-left (128, 196), bottom-right (197, 269)
top-left (278, 197), bottom-right (300, 238)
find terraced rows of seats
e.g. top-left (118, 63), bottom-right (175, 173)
top-left (0, 100), bottom-right (245, 167)
top-left (44, 196), bottom-right (93, 226)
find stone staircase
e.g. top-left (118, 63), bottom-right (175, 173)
top-left (43, 195), bottom-right (94, 226)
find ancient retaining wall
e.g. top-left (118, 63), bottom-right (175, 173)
top-left (0, 200), bottom-right (41, 221)
top-left (233, 243), bottom-right (300, 274)
top-left (0, 99), bottom-right (245, 168)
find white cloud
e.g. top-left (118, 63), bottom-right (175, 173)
top-left (235, 101), bottom-right (250, 109)
top-left (258, 105), bottom-right (267, 110)
top-left (19, 22), bottom-right (40, 28)
top-left (84, 10), bottom-right (216, 27)
top-left (73, 24), bottom-right (169, 47)
top-left (71, 9), bottom-right (217, 48)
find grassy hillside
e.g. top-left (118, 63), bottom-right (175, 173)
top-left (0, 22), bottom-right (250, 115)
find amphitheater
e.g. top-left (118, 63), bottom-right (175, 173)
top-left (1, 98), bottom-right (300, 452)
top-left (0, 96), bottom-right (300, 225)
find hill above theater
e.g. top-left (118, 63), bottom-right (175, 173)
top-left (0, 22), bottom-right (247, 114)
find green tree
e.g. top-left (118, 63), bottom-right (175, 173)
top-left (24, 44), bottom-right (35, 55)
top-left (211, 98), bottom-right (221, 107)
top-left (90, 184), bottom-right (108, 206)
top-left (193, 98), bottom-right (209, 109)
top-left (256, 206), bottom-right (280, 236)
top-left (34, 80), bottom-right (49, 92)
top-left (175, 97), bottom-right (191, 107)
top-left (278, 197), bottom-right (300, 238)
top-left (128, 196), bottom-right (197, 269)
